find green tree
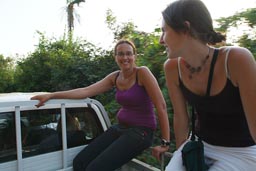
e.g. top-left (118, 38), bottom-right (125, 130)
top-left (215, 8), bottom-right (256, 56)
top-left (66, 0), bottom-right (85, 33)
top-left (14, 32), bottom-right (118, 93)
top-left (0, 55), bottom-right (15, 93)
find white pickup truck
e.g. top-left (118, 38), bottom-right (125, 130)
top-left (0, 93), bottom-right (169, 171)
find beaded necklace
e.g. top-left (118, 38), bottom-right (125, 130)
top-left (185, 47), bottom-right (210, 79)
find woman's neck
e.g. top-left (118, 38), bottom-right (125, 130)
top-left (121, 67), bottom-right (136, 80)
top-left (182, 45), bottom-right (212, 79)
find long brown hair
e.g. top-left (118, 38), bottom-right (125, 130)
top-left (162, 0), bottom-right (226, 45)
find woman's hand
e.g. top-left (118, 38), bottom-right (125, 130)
top-left (30, 93), bottom-right (52, 107)
top-left (151, 145), bottom-right (169, 161)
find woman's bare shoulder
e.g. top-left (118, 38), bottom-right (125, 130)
top-left (164, 58), bottom-right (178, 70)
top-left (220, 46), bottom-right (253, 58)
top-left (105, 70), bottom-right (121, 85)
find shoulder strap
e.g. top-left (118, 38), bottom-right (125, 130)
top-left (191, 50), bottom-right (219, 141)
top-left (206, 49), bottom-right (219, 96)
top-left (177, 57), bottom-right (183, 80)
top-left (225, 48), bottom-right (232, 79)
top-left (191, 106), bottom-right (202, 141)
top-left (136, 68), bottom-right (138, 83)
top-left (114, 71), bottom-right (120, 86)
top-left (191, 106), bottom-right (196, 141)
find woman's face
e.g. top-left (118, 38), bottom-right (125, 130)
top-left (159, 20), bottom-right (187, 59)
top-left (115, 43), bottom-right (136, 70)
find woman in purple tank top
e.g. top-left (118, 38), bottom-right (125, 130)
top-left (160, 0), bottom-right (256, 171)
top-left (31, 39), bottom-right (170, 171)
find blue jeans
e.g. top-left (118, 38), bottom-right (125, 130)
top-left (73, 124), bottom-right (154, 171)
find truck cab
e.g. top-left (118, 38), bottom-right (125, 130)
top-left (0, 93), bottom-right (163, 171)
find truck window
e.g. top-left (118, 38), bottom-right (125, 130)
top-left (0, 107), bottom-right (104, 163)
top-left (0, 112), bottom-right (17, 163)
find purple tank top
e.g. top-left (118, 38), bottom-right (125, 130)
top-left (115, 74), bottom-right (156, 130)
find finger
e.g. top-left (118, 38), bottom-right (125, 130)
top-left (36, 102), bottom-right (45, 108)
top-left (31, 96), bottom-right (39, 100)
top-left (156, 154), bottom-right (160, 161)
top-left (152, 152), bottom-right (160, 161)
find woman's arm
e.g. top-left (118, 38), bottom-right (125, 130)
top-left (31, 71), bottom-right (119, 107)
top-left (228, 47), bottom-right (256, 142)
top-left (164, 59), bottom-right (189, 149)
top-left (138, 66), bottom-right (170, 160)
top-left (138, 66), bottom-right (170, 141)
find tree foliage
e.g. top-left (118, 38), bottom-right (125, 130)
top-left (215, 8), bottom-right (256, 56)
top-left (0, 55), bottom-right (15, 93)
top-left (216, 8), bottom-right (256, 31)
top-left (14, 32), bottom-right (118, 93)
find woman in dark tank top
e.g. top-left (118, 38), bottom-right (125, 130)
top-left (160, 0), bottom-right (256, 170)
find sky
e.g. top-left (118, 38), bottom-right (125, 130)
top-left (0, 0), bottom-right (255, 58)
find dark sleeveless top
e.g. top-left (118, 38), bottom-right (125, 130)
top-left (115, 71), bottom-right (156, 130)
top-left (179, 49), bottom-right (255, 147)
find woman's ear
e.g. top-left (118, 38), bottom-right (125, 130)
top-left (183, 21), bottom-right (190, 33)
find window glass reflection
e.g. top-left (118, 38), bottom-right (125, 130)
top-left (0, 107), bottom-right (104, 163)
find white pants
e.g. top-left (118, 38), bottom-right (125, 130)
top-left (165, 140), bottom-right (256, 171)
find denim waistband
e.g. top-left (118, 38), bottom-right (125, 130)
top-left (115, 123), bottom-right (154, 133)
